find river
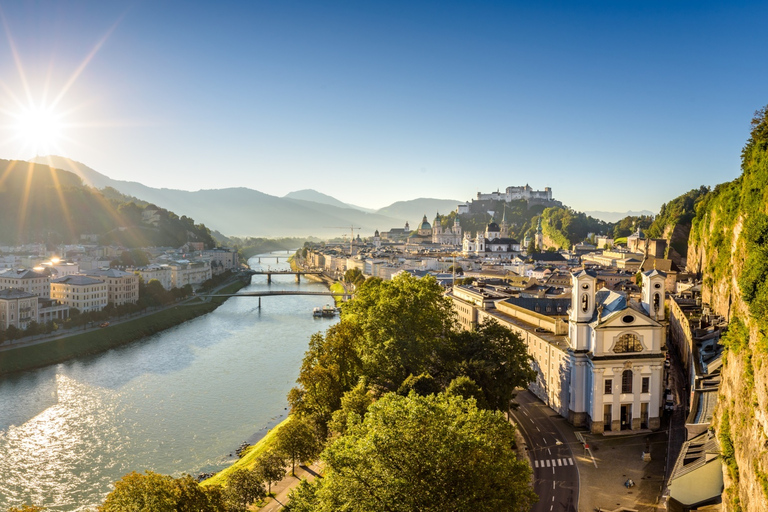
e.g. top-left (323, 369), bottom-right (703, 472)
top-left (0, 253), bottom-right (337, 510)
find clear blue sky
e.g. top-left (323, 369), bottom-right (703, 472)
top-left (0, 0), bottom-right (765, 213)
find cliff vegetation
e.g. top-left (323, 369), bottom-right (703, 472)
top-left (687, 106), bottom-right (768, 511)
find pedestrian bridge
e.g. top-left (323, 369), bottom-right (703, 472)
top-left (196, 290), bottom-right (352, 308)
top-left (245, 270), bottom-right (324, 283)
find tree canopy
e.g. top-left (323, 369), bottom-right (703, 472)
top-left (287, 393), bottom-right (537, 512)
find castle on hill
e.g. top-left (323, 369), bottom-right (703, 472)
top-left (457, 184), bottom-right (558, 214)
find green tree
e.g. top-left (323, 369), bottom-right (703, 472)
top-left (445, 375), bottom-right (488, 409)
top-left (7, 506), bottom-right (46, 512)
top-left (253, 451), bottom-right (286, 494)
top-left (100, 471), bottom-right (181, 512)
top-left (443, 320), bottom-right (536, 412)
top-left (342, 273), bottom-right (455, 388)
top-left (224, 468), bottom-right (265, 512)
top-left (327, 379), bottom-right (375, 436)
top-left (344, 267), bottom-right (365, 287)
top-left (292, 393), bottom-right (537, 512)
top-left (287, 320), bottom-right (364, 429)
top-left (397, 372), bottom-right (441, 396)
top-left (275, 417), bottom-right (321, 476)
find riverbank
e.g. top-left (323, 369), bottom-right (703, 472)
top-left (201, 415), bottom-right (292, 487)
top-left (0, 278), bottom-right (248, 375)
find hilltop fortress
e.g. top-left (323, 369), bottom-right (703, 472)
top-left (457, 184), bottom-right (560, 213)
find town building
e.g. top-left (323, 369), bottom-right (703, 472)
top-left (202, 248), bottom-right (239, 275)
top-left (82, 268), bottom-right (140, 306)
top-left (50, 275), bottom-right (108, 312)
top-left (133, 264), bottom-right (174, 291)
top-left (0, 288), bottom-right (39, 331)
top-left (0, 268), bottom-right (52, 298)
top-left (168, 260), bottom-right (212, 289)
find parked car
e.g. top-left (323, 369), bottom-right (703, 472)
top-left (99, 322), bottom-right (110, 328)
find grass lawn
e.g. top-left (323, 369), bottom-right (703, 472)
top-left (201, 416), bottom-right (292, 487)
top-left (330, 282), bottom-right (345, 306)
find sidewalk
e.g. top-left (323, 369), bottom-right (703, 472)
top-left (256, 461), bottom-right (323, 511)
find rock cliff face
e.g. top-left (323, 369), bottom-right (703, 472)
top-left (686, 107), bottom-right (768, 512)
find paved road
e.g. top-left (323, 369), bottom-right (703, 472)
top-left (510, 391), bottom-right (579, 512)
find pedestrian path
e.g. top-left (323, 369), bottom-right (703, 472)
top-left (533, 457), bottom-right (574, 468)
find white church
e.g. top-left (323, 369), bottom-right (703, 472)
top-left (566, 269), bottom-right (667, 433)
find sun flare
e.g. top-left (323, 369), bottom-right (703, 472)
top-left (13, 104), bottom-right (64, 156)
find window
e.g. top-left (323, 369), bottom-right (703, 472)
top-left (614, 333), bottom-right (643, 353)
top-left (641, 377), bottom-right (650, 393)
top-left (581, 293), bottom-right (589, 312)
top-left (604, 379), bottom-right (612, 394)
top-left (622, 370), bottom-right (633, 393)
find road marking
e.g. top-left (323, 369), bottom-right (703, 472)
top-left (568, 458), bottom-right (574, 465)
top-left (551, 459), bottom-right (557, 467)
top-left (545, 459), bottom-right (550, 467)
top-left (552, 467), bottom-right (555, 474)
top-left (523, 410), bottom-right (529, 416)
top-left (547, 448), bottom-right (551, 455)
top-left (536, 426), bottom-right (541, 432)
top-left (552, 481), bottom-right (556, 489)
top-left (552, 495), bottom-right (555, 501)
top-left (550, 506), bottom-right (553, 511)
top-left (558, 459), bottom-right (563, 466)
top-left (534, 460), bottom-right (539, 468)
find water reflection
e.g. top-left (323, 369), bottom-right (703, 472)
top-left (0, 253), bottom-right (335, 510)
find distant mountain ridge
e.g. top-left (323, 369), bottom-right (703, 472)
top-left (283, 189), bottom-right (375, 213)
top-left (31, 156), bottom-right (459, 238)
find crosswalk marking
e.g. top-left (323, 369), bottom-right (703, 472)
top-left (534, 457), bottom-right (575, 469)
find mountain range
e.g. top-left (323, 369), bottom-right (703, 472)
top-left (31, 156), bottom-right (462, 238)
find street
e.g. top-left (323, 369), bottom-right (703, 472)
top-left (510, 391), bottom-right (579, 512)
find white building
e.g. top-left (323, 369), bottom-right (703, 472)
top-left (0, 268), bottom-right (52, 298)
top-left (567, 269), bottom-right (666, 432)
top-left (82, 268), bottom-right (140, 306)
top-left (51, 275), bottom-right (108, 312)
top-left (431, 213), bottom-right (463, 246)
top-left (133, 264), bottom-right (173, 291)
top-left (462, 221), bottom-right (520, 258)
top-left (0, 288), bottom-right (39, 331)
top-left (202, 248), bottom-right (239, 275)
top-left (169, 260), bottom-right (212, 289)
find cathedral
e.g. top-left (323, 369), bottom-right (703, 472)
top-left (431, 213), bottom-right (462, 245)
top-left (567, 269), bottom-right (667, 433)
top-left (461, 216), bottom-right (520, 257)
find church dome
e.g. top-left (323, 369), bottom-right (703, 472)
top-left (487, 222), bottom-right (500, 232)
top-left (420, 215), bottom-right (431, 230)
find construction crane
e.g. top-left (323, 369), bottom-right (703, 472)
top-left (324, 225), bottom-right (362, 256)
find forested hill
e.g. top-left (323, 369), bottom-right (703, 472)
top-left (0, 159), bottom-right (214, 247)
top-left (682, 106), bottom-right (768, 511)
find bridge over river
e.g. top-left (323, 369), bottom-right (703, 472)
top-left (243, 269), bottom-right (323, 283)
top-left (196, 290), bottom-right (352, 308)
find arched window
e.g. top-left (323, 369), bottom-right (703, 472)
top-left (653, 293), bottom-right (660, 312)
top-left (581, 293), bottom-right (589, 313)
top-left (622, 369), bottom-right (633, 393)
top-left (613, 333), bottom-right (643, 353)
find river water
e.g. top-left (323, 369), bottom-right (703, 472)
top-left (0, 253), bottom-right (336, 510)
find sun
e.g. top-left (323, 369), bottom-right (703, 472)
top-left (12, 104), bottom-right (64, 156)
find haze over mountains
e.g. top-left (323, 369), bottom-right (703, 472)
top-left (32, 156), bottom-right (462, 238)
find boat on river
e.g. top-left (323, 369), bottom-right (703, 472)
top-left (313, 304), bottom-right (337, 318)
